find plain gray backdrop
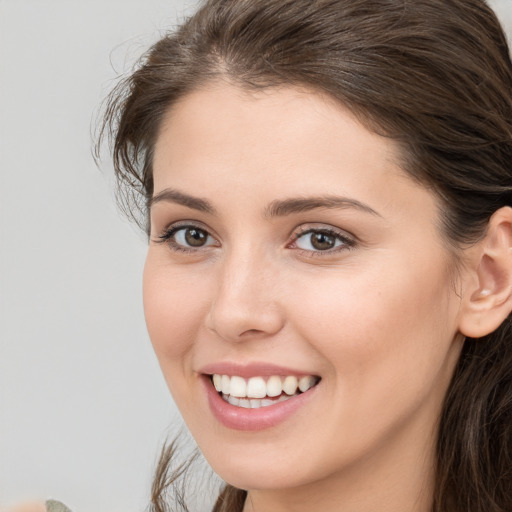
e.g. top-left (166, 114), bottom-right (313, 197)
top-left (1, 1), bottom-right (511, 511)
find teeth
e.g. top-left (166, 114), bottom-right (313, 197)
top-left (228, 395), bottom-right (239, 406)
top-left (298, 375), bottom-right (316, 393)
top-left (221, 375), bottom-right (230, 395)
top-left (266, 375), bottom-right (282, 397)
top-left (230, 376), bottom-right (247, 398)
top-left (247, 377), bottom-right (267, 398)
top-left (213, 374), bottom-right (222, 392)
top-left (212, 373), bottom-right (319, 404)
top-left (250, 399), bottom-right (262, 408)
top-left (283, 376), bottom-right (298, 395)
top-left (221, 394), bottom-right (294, 409)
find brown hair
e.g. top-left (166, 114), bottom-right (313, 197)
top-left (98, 1), bottom-right (512, 511)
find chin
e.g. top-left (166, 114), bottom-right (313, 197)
top-left (213, 460), bottom-right (306, 491)
top-left (199, 436), bottom-right (330, 492)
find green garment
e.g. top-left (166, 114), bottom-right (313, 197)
top-left (45, 500), bottom-right (72, 512)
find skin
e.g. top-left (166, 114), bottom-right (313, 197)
top-left (6, 504), bottom-right (46, 512)
top-left (144, 83), bottom-right (469, 512)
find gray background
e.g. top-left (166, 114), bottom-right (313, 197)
top-left (1, 1), bottom-right (511, 511)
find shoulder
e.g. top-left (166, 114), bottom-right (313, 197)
top-left (3, 500), bottom-right (71, 512)
top-left (45, 501), bottom-right (72, 512)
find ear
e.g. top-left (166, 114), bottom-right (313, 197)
top-left (458, 206), bottom-right (512, 338)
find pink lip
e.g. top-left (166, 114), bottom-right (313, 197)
top-left (199, 361), bottom-right (316, 378)
top-left (201, 374), bottom-right (319, 431)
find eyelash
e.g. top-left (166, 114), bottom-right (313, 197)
top-left (155, 222), bottom-right (218, 254)
top-left (289, 226), bottom-right (356, 256)
top-left (154, 223), bottom-right (356, 256)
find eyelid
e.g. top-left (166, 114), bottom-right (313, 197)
top-left (153, 221), bottom-right (220, 252)
top-left (292, 223), bottom-right (355, 238)
top-left (153, 219), bottom-right (214, 239)
top-left (152, 220), bottom-right (357, 256)
top-left (288, 224), bottom-right (357, 254)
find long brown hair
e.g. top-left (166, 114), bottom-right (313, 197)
top-left (98, 1), bottom-right (512, 510)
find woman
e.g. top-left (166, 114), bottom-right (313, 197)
top-left (99, 0), bottom-right (512, 510)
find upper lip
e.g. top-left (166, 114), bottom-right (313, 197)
top-left (198, 361), bottom-right (319, 379)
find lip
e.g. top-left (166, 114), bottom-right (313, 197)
top-left (198, 361), bottom-right (317, 379)
top-left (201, 373), bottom-right (320, 431)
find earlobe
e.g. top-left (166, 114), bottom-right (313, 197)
top-left (458, 206), bottom-right (512, 339)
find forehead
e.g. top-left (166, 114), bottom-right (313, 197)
top-left (154, 83), bottom-right (398, 187)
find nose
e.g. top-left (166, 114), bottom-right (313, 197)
top-left (205, 250), bottom-right (285, 342)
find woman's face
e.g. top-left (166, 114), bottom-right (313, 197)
top-left (145, 83), bottom-right (465, 494)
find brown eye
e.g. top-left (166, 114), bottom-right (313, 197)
top-left (158, 225), bottom-right (218, 251)
top-left (184, 227), bottom-right (208, 247)
top-left (310, 232), bottom-right (335, 250)
top-left (294, 228), bottom-right (354, 253)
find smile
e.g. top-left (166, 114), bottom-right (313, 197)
top-left (211, 374), bottom-right (320, 409)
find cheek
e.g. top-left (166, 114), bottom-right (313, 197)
top-left (287, 257), bottom-right (457, 390)
top-left (279, 260), bottom-right (460, 466)
top-left (142, 254), bottom-right (210, 364)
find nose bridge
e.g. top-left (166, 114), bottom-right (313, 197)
top-left (223, 244), bottom-right (269, 297)
top-left (206, 242), bottom-right (284, 341)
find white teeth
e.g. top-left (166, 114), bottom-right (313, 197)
top-left (298, 375), bottom-right (316, 392)
top-left (228, 395), bottom-right (239, 406)
top-left (250, 399), bottom-right (262, 408)
top-left (283, 376), bottom-right (298, 395)
top-left (221, 375), bottom-right (231, 395)
top-left (247, 377), bottom-right (267, 398)
top-left (213, 374), bottom-right (222, 392)
top-left (230, 376), bottom-right (247, 398)
top-left (266, 375), bottom-right (282, 397)
top-left (239, 398), bottom-right (251, 408)
top-left (222, 394), bottom-right (292, 408)
top-left (212, 373), bottom-right (319, 405)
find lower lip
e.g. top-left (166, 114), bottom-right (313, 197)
top-left (202, 376), bottom-right (318, 431)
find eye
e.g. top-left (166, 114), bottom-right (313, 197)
top-left (156, 224), bottom-right (219, 252)
top-left (291, 227), bottom-right (355, 254)
top-left (174, 226), bottom-right (211, 247)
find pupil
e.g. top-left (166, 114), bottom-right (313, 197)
top-left (185, 228), bottom-right (207, 247)
top-left (311, 232), bottom-right (335, 250)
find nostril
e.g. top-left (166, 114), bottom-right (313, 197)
top-left (240, 328), bottom-right (265, 336)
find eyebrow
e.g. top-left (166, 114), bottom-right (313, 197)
top-left (149, 187), bottom-right (380, 218)
top-left (264, 196), bottom-right (381, 218)
top-left (149, 188), bottom-right (216, 214)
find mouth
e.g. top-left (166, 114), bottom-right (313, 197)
top-left (209, 373), bottom-right (321, 409)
